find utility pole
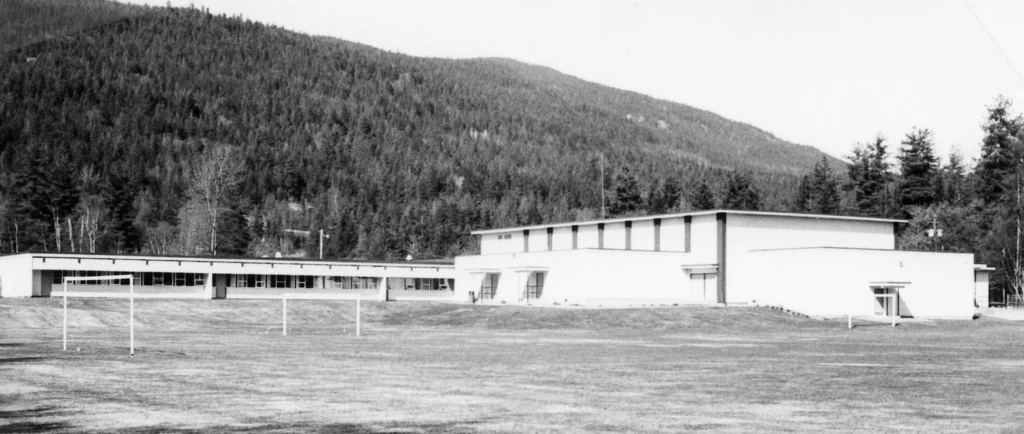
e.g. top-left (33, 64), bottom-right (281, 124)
top-left (926, 214), bottom-right (943, 251)
top-left (319, 229), bottom-right (330, 259)
top-left (599, 152), bottom-right (606, 219)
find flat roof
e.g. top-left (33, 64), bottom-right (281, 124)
top-left (0, 252), bottom-right (455, 268)
top-left (471, 210), bottom-right (906, 235)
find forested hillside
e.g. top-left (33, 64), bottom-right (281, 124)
top-left (0, 0), bottom-right (145, 53)
top-left (0, 2), bottom-right (842, 260)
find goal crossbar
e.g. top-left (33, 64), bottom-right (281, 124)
top-left (62, 274), bottom-right (136, 356)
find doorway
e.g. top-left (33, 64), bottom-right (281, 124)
top-left (873, 287), bottom-right (898, 316)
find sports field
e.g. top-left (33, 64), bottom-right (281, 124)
top-left (1, 299), bottom-right (1023, 433)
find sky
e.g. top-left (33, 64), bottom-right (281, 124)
top-left (126, 0), bottom-right (1024, 164)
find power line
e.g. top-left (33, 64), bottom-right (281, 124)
top-left (962, 0), bottom-right (1024, 86)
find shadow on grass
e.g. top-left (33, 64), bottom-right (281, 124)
top-left (168, 419), bottom-right (487, 434)
top-left (0, 407), bottom-right (70, 433)
top-left (0, 357), bottom-right (46, 364)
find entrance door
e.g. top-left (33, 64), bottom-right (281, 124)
top-left (690, 273), bottom-right (717, 302)
top-left (873, 287), bottom-right (897, 316)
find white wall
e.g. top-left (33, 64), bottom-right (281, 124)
top-left (632, 220), bottom-right (656, 251)
top-left (660, 217), bottom-right (687, 251)
top-left (725, 214), bottom-right (897, 303)
top-left (480, 232), bottom-right (523, 254)
top-left (604, 222), bottom-right (627, 249)
top-left (741, 248), bottom-right (976, 318)
top-left (689, 214), bottom-right (718, 264)
top-left (527, 229), bottom-right (547, 252)
top-left (577, 225), bottom-right (600, 249)
top-left (552, 227), bottom-right (574, 250)
top-left (0, 255), bottom-right (34, 297)
top-left (455, 249), bottom-right (714, 306)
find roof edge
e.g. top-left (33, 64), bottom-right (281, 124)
top-left (471, 210), bottom-right (907, 235)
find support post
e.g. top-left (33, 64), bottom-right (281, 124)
top-left (848, 314), bottom-right (852, 329)
top-left (283, 295), bottom-right (288, 336)
top-left (130, 277), bottom-right (135, 357)
top-left (356, 294), bottom-right (361, 336)
top-left (63, 281), bottom-right (68, 351)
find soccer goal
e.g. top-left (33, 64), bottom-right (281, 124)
top-left (280, 294), bottom-right (362, 337)
top-left (60, 274), bottom-right (137, 356)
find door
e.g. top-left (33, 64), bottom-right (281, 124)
top-left (215, 274), bottom-right (227, 299)
top-left (690, 273), bottom-right (717, 302)
top-left (873, 287), bottom-right (897, 316)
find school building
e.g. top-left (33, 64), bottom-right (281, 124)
top-left (0, 253), bottom-right (455, 301)
top-left (0, 210), bottom-right (994, 319)
top-left (454, 210), bottom-right (993, 319)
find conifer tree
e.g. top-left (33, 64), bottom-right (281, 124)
top-left (846, 135), bottom-right (893, 217)
top-left (607, 168), bottom-right (645, 217)
top-left (897, 127), bottom-right (939, 211)
top-left (721, 172), bottom-right (761, 211)
top-left (690, 181), bottom-right (717, 211)
top-left (794, 156), bottom-right (840, 214)
top-left (975, 97), bottom-right (1024, 204)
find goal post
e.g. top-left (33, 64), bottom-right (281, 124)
top-left (280, 293), bottom-right (361, 337)
top-left (61, 274), bottom-right (136, 356)
top-left (848, 293), bottom-right (898, 329)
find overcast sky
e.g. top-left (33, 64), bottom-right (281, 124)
top-left (126, 0), bottom-right (1024, 164)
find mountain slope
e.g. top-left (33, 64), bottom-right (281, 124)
top-left (0, 0), bottom-right (146, 53)
top-left (0, 3), bottom-right (843, 260)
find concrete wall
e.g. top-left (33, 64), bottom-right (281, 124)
top-left (0, 255), bottom-right (35, 297)
top-left (689, 215), bottom-right (717, 263)
top-left (527, 229), bottom-right (546, 252)
top-left (660, 217), bottom-right (687, 251)
top-left (577, 225), bottom-right (600, 249)
top-left (603, 222), bottom-right (627, 250)
top-left (974, 270), bottom-right (990, 310)
top-left (725, 214), bottom-right (897, 304)
top-left (552, 227), bottom-right (573, 250)
top-left (632, 220), bottom-right (656, 251)
top-left (456, 249), bottom-right (709, 306)
top-left (741, 248), bottom-right (976, 318)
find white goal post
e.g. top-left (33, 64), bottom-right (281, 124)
top-left (61, 274), bottom-right (136, 356)
top-left (848, 293), bottom-right (898, 329)
top-left (281, 294), bottom-right (361, 337)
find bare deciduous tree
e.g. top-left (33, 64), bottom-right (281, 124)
top-left (186, 144), bottom-right (244, 256)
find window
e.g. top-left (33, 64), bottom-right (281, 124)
top-left (254, 275), bottom-right (265, 288)
top-left (52, 270), bottom-right (63, 285)
top-left (195, 274), bottom-right (205, 286)
top-left (175, 273), bottom-right (186, 286)
top-left (144, 272), bottom-right (154, 286)
top-left (153, 273), bottom-right (164, 286)
top-left (185, 273), bottom-right (195, 286)
top-left (480, 273), bottom-right (500, 299)
top-left (525, 272), bottom-right (545, 300)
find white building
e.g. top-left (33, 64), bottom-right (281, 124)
top-left (455, 210), bottom-right (993, 319)
top-left (0, 253), bottom-right (455, 301)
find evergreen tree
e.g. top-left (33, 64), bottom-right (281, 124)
top-left (794, 156), bottom-right (840, 214)
top-left (938, 150), bottom-right (969, 206)
top-left (846, 135), bottom-right (893, 217)
top-left (648, 179), bottom-right (682, 214)
top-left (897, 127), bottom-right (939, 212)
top-left (721, 172), bottom-right (761, 211)
top-left (690, 181), bottom-right (717, 211)
top-left (975, 96), bottom-right (1024, 204)
top-left (607, 168), bottom-right (645, 217)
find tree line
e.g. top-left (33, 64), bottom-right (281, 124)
top-left (0, 4), bottom-right (823, 261)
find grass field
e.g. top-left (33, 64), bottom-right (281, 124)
top-left (2, 299), bottom-right (1024, 433)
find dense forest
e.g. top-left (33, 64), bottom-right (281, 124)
top-left (0, 0), bottom-right (144, 53)
top-left (0, 1), bottom-right (838, 261)
top-left (5, 2), bottom-right (1024, 303)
